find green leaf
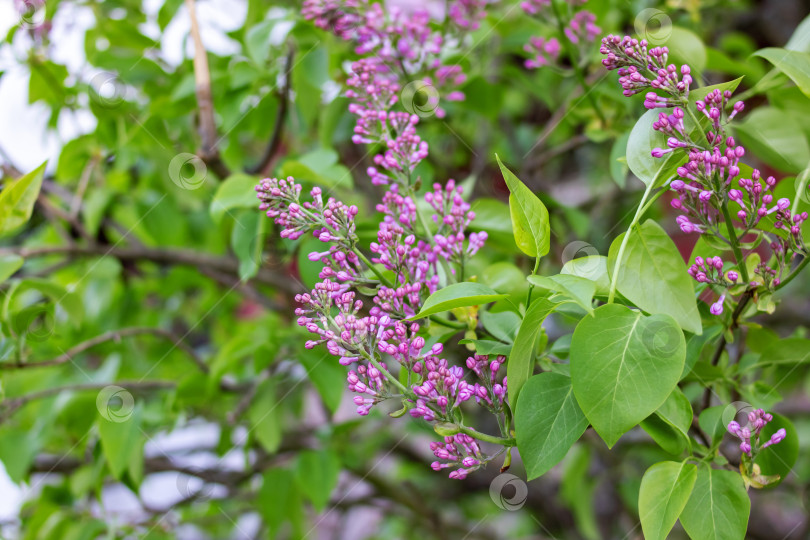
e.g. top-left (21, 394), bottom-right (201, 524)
top-left (527, 274), bottom-right (595, 314)
top-left (756, 337), bottom-right (810, 365)
top-left (259, 468), bottom-right (303, 536)
top-left (0, 254), bottom-right (23, 284)
top-left (641, 415), bottom-right (687, 455)
top-left (249, 378), bottom-right (282, 453)
top-left (570, 304), bottom-right (686, 447)
top-left (609, 131), bottom-right (630, 188)
top-left (231, 209), bottom-right (266, 281)
top-left (210, 173), bottom-right (261, 224)
top-left (0, 427), bottom-right (39, 483)
top-left (735, 106), bottom-right (810, 174)
top-left (295, 450), bottom-right (340, 512)
top-left (666, 27), bottom-right (707, 73)
top-left (608, 220), bottom-right (702, 334)
top-left (626, 110), bottom-right (684, 187)
top-left (655, 387), bottom-right (694, 444)
top-left (786, 14), bottom-right (810, 53)
top-left (680, 466), bottom-right (750, 540)
top-left (479, 310), bottom-right (521, 343)
top-left (639, 461), bottom-right (698, 540)
top-left (410, 282), bottom-right (507, 319)
top-left (561, 255), bottom-right (610, 296)
top-left (495, 155), bottom-right (550, 258)
top-left (3, 278), bottom-right (84, 326)
top-left (0, 161), bottom-right (46, 236)
top-left (516, 373), bottom-right (589, 480)
top-left (507, 296), bottom-right (565, 404)
top-left (458, 339), bottom-right (513, 356)
top-left (754, 48), bottom-right (810, 99)
top-left (278, 148), bottom-right (354, 190)
top-left (560, 445), bottom-right (599, 540)
top-left (98, 404), bottom-right (142, 481)
top-left (299, 348), bottom-right (344, 414)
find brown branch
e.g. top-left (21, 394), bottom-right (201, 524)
top-left (69, 155), bottom-right (100, 220)
top-left (0, 380), bottom-right (175, 422)
top-left (247, 47), bottom-right (295, 176)
top-left (185, 0), bottom-right (230, 179)
top-left (0, 244), bottom-right (300, 292)
top-left (701, 290), bottom-right (754, 411)
top-left (0, 327), bottom-right (206, 372)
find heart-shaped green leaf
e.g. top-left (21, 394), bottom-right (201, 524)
top-left (410, 282), bottom-right (507, 320)
top-left (570, 304), bottom-right (685, 447)
top-left (516, 372), bottom-right (589, 480)
top-left (639, 461), bottom-right (698, 540)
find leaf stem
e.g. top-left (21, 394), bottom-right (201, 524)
top-left (608, 182), bottom-right (654, 303)
top-left (456, 425), bottom-right (516, 446)
top-left (720, 200), bottom-right (750, 284)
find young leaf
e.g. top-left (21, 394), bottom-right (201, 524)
top-left (495, 155), bottom-right (550, 258)
top-left (626, 110), bottom-right (684, 187)
top-left (516, 372), bottom-right (589, 480)
top-left (249, 378), bottom-right (282, 453)
top-left (0, 254), bottom-right (23, 284)
top-left (639, 461), bottom-right (698, 540)
top-left (295, 450), bottom-right (340, 512)
top-left (608, 220), bottom-right (702, 334)
top-left (570, 304), bottom-right (685, 447)
top-left (507, 296), bottom-right (565, 403)
top-left (527, 274), bottom-right (595, 314)
top-left (458, 339), bottom-right (513, 356)
top-left (98, 405), bottom-right (142, 481)
top-left (561, 255), bottom-right (611, 296)
top-left (410, 282), bottom-right (507, 319)
top-left (754, 48), bottom-right (810, 99)
top-left (0, 161), bottom-right (46, 236)
top-left (735, 107), bottom-right (810, 174)
top-left (210, 173), bottom-right (261, 223)
top-left (680, 466), bottom-right (750, 540)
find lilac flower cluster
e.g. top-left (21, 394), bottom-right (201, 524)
top-left (727, 409), bottom-right (786, 456)
top-left (522, 1), bottom-right (599, 70)
top-left (303, 0), bottom-right (485, 116)
top-left (602, 34), bottom-right (810, 315)
top-left (257, 0), bottom-right (512, 480)
top-left (600, 36), bottom-right (692, 105)
top-left (524, 37), bottom-right (561, 69)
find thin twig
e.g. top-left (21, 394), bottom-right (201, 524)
top-left (0, 244), bottom-right (299, 291)
top-left (69, 155), bottom-right (100, 220)
top-left (0, 326), bottom-right (206, 372)
top-left (247, 47), bottom-right (295, 176)
top-left (185, 0), bottom-right (230, 179)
